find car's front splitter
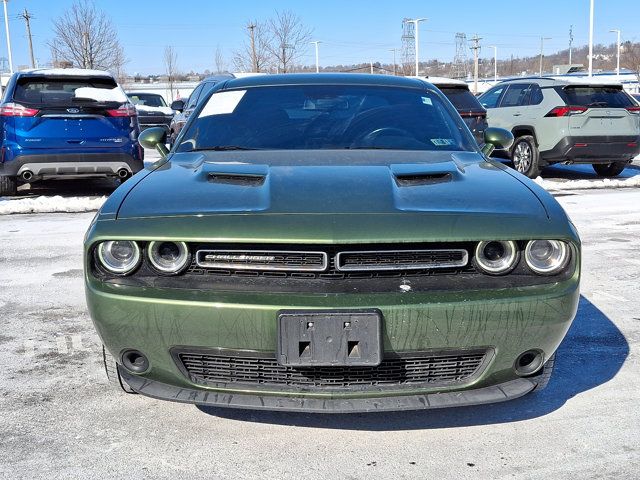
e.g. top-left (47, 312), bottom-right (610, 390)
top-left (119, 366), bottom-right (536, 413)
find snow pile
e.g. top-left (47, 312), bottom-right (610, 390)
top-left (534, 175), bottom-right (640, 191)
top-left (74, 86), bottom-right (128, 103)
top-left (0, 196), bottom-right (107, 215)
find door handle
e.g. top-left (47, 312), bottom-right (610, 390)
top-left (513, 112), bottom-right (522, 116)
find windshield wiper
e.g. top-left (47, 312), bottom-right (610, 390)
top-left (192, 145), bottom-right (260, 151)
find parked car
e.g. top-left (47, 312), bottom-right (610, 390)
top-left (478, 77), bottom-right (640, 178)
top-left (0, 68), bottom-right (143, 196)
top-left (422, 77), bottom-right (488, 144)
top-left (127, 92), bottom-right (174, 134)
top-left (168, 74), bottom-right (234, 146)
top-left (86, 74), bottom-right (580, 413)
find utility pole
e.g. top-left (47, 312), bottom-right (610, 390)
top-left (247, 23), bottom-right (257, 72)
top-left (280, 43), bottom-right (291, 73)
top-left (403, 18), bottom-right (426, 76)
top-left (3, 0), bottom-right (13, 73)
top-left (588, 0), bottom-right (594, 77)
top-left (311, 41), bottom-right (321, 73)
top-left (539, 36), bottom-right (551, 76)
top-left (19, 9), bottom-right (35, 68)
top-left (489, 45), bottom-right (497, 83)
top-left (389, 48), bottom-right (397, 75)
top-left (609, 29), bottom-right (620, 77)
top-left (469, 34), bottom-right (482, 94)
top-left (569, 25), bottom-right (574, 65)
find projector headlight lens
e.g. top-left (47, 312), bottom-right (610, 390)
top-left (475, 240), bottom-right (519, 275)
top-left (97, 241), bottom-right (141, 274)
top-left (525, 240), bottom-right (570, 275)
top-left (147, 241), bottom-right (189, 274)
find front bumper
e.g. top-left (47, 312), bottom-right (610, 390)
top-left (87, 272), bottom-right (580, 411)
top-left (540, 135), bottom-right (640, 164)
top-left (120, 366), bottom-right (536, 413)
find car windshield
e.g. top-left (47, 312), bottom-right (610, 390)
top-left (176, 85), bottom-right (475, 152)
top-left (128, 93), bottom-right (167, 107)
top-left (439, 87), bottom-right (485, 112)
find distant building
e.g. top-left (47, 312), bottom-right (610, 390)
top-left (552, 64), bottom-right (585, 74)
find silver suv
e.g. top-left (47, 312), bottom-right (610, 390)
top-left (479, 77), bottom-right (640, 177)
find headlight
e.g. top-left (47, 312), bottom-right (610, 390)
top-left (147, 241), bottom-right (190, 274)
top-left (525, 240), bottom-right (570, 275)
top-left (474, 240), bottom-right (518, 275)
top-left (97, 241), bottom-right (141, 274)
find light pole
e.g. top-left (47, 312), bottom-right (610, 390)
top-left (539, 37), bottom-right (551, 76)
top-left (588, 0), bottom-right (594, 77)
top-left (609, 29), bottom-right (620, 77)
top-left (311, 41), bottom-right (321, 73)
top-left (2, 0), bottom-right (13, 73)
top-left (404, 18), bottom-right (427, 76)
top-left (389, 48), bottom-right (397, 75)
top-left (489, 45), bottom-right (497, 82)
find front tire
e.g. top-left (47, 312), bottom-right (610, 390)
top-left (592, 162), bottom-right (626, 177)
top-left (510, 135), bottom-right (541, 178)
top-left (530, 352), bottom-right (555, 391)
top-left (0, 176), bottom-right (17, 196)
top-left (102, 345), bottom-right (136, 394)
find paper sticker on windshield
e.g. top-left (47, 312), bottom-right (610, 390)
top-left (199, 90), bottom-right (247, 117)
top-left (421, 96), bottom-right (433, 105)
top-left (430, 138), bottom-right (455, 146)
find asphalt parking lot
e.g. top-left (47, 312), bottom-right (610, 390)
top-left (0, 165), bottom-right (639, 479)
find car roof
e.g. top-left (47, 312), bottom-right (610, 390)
top-left (497, 76), bottom-right (624, 87)
top-left (17, 68), bottom-right (114, 78)
top-left (417, 76), bottom-right (469, 88)
top-left (221, 73), bottom-right (431, 90)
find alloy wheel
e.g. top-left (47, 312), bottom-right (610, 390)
top-left (513, 142), bottom-right (532, 173)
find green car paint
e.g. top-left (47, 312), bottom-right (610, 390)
top-left (84, 74), bottom-right (580, 412)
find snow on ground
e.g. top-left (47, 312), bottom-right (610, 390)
top-left (0, 195), bottom-right (107, 215)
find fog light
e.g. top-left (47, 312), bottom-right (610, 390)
top-left (514, 350), bottom-right (544, 376)
top-left (121, 349), bottom-right (149, 373)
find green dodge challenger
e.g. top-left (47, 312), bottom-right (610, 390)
top-left (84, 74), bottom-right (580, 412)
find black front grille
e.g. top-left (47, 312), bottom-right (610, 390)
top-left (337, 249), bottom-right (467, 271)
top-left (177, 349), bottom-right (488, 391)
top-left (187, 242), bottom-right (476, 280)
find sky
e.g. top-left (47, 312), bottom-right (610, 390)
top-left (1, 0), bottom-right (637, 75)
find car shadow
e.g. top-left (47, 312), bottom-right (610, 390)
top-left (494, 157), bottom-right (639, 181)
top-left (12, 178), bottom-right (122, 198)
top-left (196, 295), bottom-right (628, 430)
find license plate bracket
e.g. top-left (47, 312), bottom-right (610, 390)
top-left (277, 309), bottom-right (382, 367)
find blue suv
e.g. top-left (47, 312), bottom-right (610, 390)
top-left (0, 68), bottom-right (144, 196)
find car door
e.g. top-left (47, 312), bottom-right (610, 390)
top-left (479, 85), bottom-right (507, 129)
top-left (493, 83), bottom-right (532, 131)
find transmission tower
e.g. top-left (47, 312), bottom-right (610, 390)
top-left (401, 18), bottom-right (416, 76)
top-left (450, 33), bottom-right (469, 79)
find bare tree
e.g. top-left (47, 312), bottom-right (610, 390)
top-left (164, 46), bottom-right (178, 102)
top-left (214, 45), bottom-right (227, 73)
top-left (233, 21), bottom-right (273, 73)
top-left (265, 11), bottom-right (313, 73)
top-left (49, 0), bottom-right (125, 71)
top-left (622, 41), bottom-right (640, 85)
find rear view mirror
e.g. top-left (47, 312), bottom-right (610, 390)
top-left (139, 127), bottom-right (169, 158)
top-left (481, 127), bottom-right (514, 157)
top-left (170, 99), bottom-right (185, 112)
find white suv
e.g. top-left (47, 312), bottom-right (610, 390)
top-left (479, 77), bottom-right (640, 178)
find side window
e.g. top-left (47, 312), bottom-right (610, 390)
top-left (479, 86), bottom-right (505, 109)
top-left (528, 84), bottom-right (543, 105)
top-left (186, 85), bottom-right (204, 110)
top-left (200, 81), bottom-right (218, 100)
top-left (500, 84), bottom-right (531, 107)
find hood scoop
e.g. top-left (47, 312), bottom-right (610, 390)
top-left (394, 172), bottom-right (452, 187)
top-left (208, 172), bottom-right (266, 186)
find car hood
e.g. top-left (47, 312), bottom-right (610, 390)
top-left (107, 150), bottom-right (567, 243)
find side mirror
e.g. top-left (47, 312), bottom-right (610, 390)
top-left (170, 99), bottom-right (185, 112)
top-left (139, 127), bottom-right (169, 158)
top-left (481, 127), bottom-right (514, 157)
